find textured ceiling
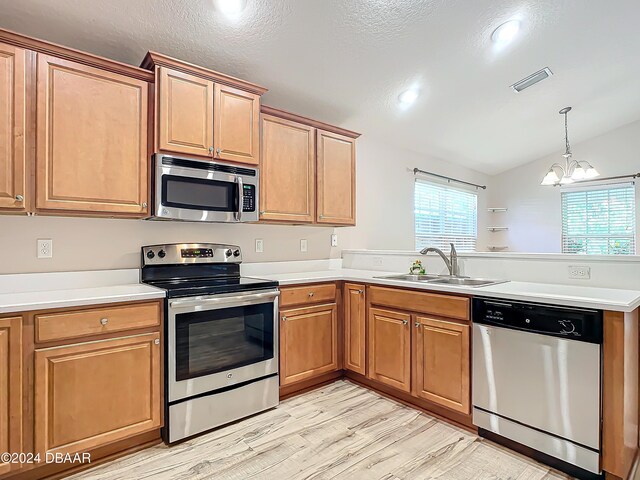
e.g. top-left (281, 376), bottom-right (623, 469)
top-left (2, 0), bottom-right (639, 174)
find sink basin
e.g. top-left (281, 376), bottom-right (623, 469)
top-left (427, 277), bottom-right (507, 287)
top-left (375, 274), bottom-right (441, 282)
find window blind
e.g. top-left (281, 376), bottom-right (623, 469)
top-left (561, 183), bottom-right (636, 255)
top-left (414, 179), bottom-right (478, 252)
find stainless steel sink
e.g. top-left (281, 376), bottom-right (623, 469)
top-left (427, 277), bottom-right (507, 287)
top-left (375, 274), bottom-right (507, 288)
top-left (376, 274), bottom-right (442, 282)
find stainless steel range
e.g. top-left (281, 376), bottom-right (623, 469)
top-left (141, 243), bottom-right (280, 443)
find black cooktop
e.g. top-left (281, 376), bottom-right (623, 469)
top-left (145, 276), bottom-right (279, 299)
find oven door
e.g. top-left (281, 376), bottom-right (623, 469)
top-left (168, 289), bottom-right (279, 402)
top-left (154, 155), bottom-right (259, 222)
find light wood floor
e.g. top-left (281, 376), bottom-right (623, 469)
top-left (68, 380), bottom-right (571, 480)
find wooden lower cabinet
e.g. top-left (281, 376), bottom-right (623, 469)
top-left (413, 316), bottom-right (470, 414)
top-left (280, 303), bottom-right (338, 386)
top-left (34, 332), bottom-right (161, 456)
top-left (0, 317), bottom-right (22, 476)
top-left (367, 307), bottom-right (411, 393)
top-left (344, 283), bottom-right (366, 375)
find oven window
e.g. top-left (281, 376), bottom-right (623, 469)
top-left (162, 175), bottom-right (237, 211)
top-left (175, 303), bottom-right (274, 381)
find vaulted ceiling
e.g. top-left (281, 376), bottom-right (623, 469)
top-left (2, 0), bottom-right (639, 174)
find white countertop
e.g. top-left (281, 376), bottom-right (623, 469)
top-left (258, 268), bottom-right (640, 312)
top-left (0, 269), bottom-right (165, 314)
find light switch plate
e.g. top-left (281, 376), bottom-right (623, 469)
top-left (568, 265), bottom-right (590, 279)
top-left (331, 234), bottom-right (338, 247)
top-left (255, 239), bottom-right (264, 253)
top-left (300, 239), bottom-right (308, 252)
top-left (37, 239), bottom-right (53, 258)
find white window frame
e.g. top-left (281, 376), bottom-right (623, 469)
top-left (561, 182), bottom-right (636, 255)
top-left (414, 178), bottom-right (478, 252)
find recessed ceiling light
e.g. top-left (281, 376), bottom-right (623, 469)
top-left (491, 20), bottom-right (521, 44)
top-left (398, 89), bottom-right (419, 107)
top-left (215, 0), bottom-right (247, 17)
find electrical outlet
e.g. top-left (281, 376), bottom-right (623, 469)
top-left (372, 256), bottom-right (384, 266)
top-left (37, 239), bottom-right (53, 259)
top-left (331, 234), bottom-right (338, 247)
top-left (568, 265), bottom-right (591, 279)
top-left (255, 239), bottom-right (264, 253)
top-left (300, 239), bottom-right (308, 252)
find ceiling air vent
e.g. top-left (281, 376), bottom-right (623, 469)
top-left (510, 67), bottom-right (553, 93)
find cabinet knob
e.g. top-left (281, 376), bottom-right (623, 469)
top-left (216, 148), bottom-right (222, 155)
top-left (415, 322), bottom-right (421, 328)
top-left (282, 316), bottom-right (287, 322)
top-left (209, 146), bottom-right (214, 153)
top-left (142, 202), bottom-right (148, 208)
top-left (15, 194), bottom-right (24, 202)
top-left (100, 318), bottom-right (108, 326)
top-left (402, 320), bottom-right (408, 325)
top-left (154, 339), bottom-right (160, 345)
top-left (357, 289), bottom-right (364, 294)
top-left (308, 292), bottom-right (315, 297)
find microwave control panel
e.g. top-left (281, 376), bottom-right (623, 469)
top-left (242, 184), bottom-right (256, 212)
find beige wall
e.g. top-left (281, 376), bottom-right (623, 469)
top-left (0, 216), bottom-right (339, 274)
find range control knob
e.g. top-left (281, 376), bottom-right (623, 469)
top-left (158, 250), bottom-right (166, 258)
top-left (225, 249), bottom-right (232, 258)
top-left (559, 320), bottom-right (576, 334)
top-left (146, 250), bottom-right (155, 259)
top-left (233, 249), bottom-right (241, 257)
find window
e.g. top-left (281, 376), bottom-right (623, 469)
top-left (561, 183), bottom-right (636, 255)
top-left (414, 179), bottom-right (478, 252)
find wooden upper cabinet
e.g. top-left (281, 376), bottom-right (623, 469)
top-left (34, 333), bottom-right (161, 456)
top-left (316, 129), bottom-right (356, 225)
top-left (414, 316), bottom-right (470, 414)
top-left (157, 67), bottom-right (214, 157)
top-left (36, 54), bottom-right (149, 215)
top-left (214, 84), bottom-right (260, 165)
top-left (344, 283), bottom-right (366, 375)
top-left (0, 317), bottom-right (22, 476)
top-left (260, 114), bottom-right (315, 222)
top-left (280, 303), bottom-right (338, 386)
top-left (368, 307), bottom-right (411, 393)
top-left (0, 42), bottom-right (27, 212)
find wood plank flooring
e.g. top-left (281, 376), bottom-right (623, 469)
top-left (68, 380), bottom-right (571, 480)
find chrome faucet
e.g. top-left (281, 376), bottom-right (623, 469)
top-left (420, 243), bottom-right (460, 277)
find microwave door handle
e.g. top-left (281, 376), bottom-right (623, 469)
top-left (236, 176), bottom-right (243, 222)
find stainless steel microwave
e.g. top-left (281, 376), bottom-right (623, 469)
top-left (151, 154), bottom-right (259, 223)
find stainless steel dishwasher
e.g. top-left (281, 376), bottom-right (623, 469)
top-left (472, 297), bottom-right (603, 480)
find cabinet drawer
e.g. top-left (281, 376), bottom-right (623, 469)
top-left (280, 283), bottom-right (336, 307)
top-left (35, 302), bottom-right (161, 343)
top-left (369, 286), bottom-right (469, 321)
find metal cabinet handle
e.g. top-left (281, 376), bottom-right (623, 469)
top-left (308, 292), bottom-right (315, 297)
top-left (100, 318), bottom-right (108, 326)
top-left (15, 194), bottom-right (24, 202)
top-left (142, 202), bottom-right (148, 208)
top-left (415, 322), bottom-right (421, 328)
top-left (282, 316), bottom-right (287, 322)
top-left (357, 289), bottom-right (364, 294)
top-left (402, 320), bottom-right (408, 325)
top-left (154, 339), bottom-right (160, 345)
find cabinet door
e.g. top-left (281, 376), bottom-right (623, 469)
top-left (0, 43), bottom-right (27, 211)
top-left (34, 333), bottom-right (161, 456)
top-left (367, 307), bottom-right (411, 392)
top-left (280, 303), bottom-right (338, 385)
top-left (260, 114), bottom-right (315, 222)
top-left (414, 316), bottom-right (470, 414)
top-left (0, 317), bottom-right (22, 476)
top-left (36, 54), bottom-right (149, 215)
top-left (344, 283), bottom-right (366, 375)
top-left (316, 129), bottom-right (356, 225)
top-left (214, 84), bottom-right (260, 165)
top-left (158, 67), bottom-right (214, 157)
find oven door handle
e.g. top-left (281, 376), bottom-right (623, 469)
top-left (235, 176), bottom-right (243, 222)
top-left (169, 290), bottom-right (279, 309)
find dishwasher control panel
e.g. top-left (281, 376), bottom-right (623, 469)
top-left (473, 297), bottom-right (603, 344)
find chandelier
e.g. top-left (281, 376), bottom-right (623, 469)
top-left (540, 107), bottom-right (599, 185)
